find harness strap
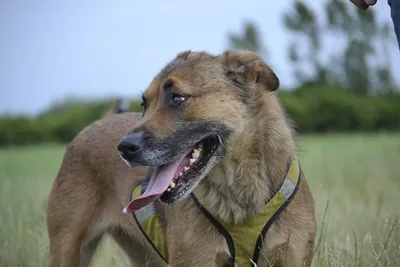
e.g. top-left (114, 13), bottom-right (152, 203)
top-left (191, 193), bottom-right (236, 267)
top-left (252, 162), bottom-right (301, 265)
top-left (190, 156), bottom-right (301, 267)
top-left (131, 186), bottom-right (169, 264)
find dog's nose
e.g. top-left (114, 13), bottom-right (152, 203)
top-left (117, 132), bottom-right (143, 161)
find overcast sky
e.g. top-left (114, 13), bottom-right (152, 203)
top-left (1, 0), bottom-right (399, 115)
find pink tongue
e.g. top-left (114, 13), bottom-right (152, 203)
top-left (123, 152), bottom-right (190, 214)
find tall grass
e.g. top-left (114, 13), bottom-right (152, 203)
top-left (300, 134), bottom-right (400, 267)
top-left (0, 134), bottom-right (399, 267)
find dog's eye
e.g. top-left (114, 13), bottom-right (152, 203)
top-left (172, 93), bottom-right (186, 103)
top-left (163, 79), bottom-right (190, 107)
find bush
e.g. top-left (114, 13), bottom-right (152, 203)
top-left (0, 89), bottom-right (399, 147)
top-left (0, 116), bottom-right (49, 146)
top-left (374, 94), bottom-right (400, 130)
top-left (0, 98), bottom-right (143, 146)
top-left (279, 87), bottom-right (400, 133)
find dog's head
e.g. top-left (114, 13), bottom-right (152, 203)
top-left (118, 50), bottom-right (279, 212)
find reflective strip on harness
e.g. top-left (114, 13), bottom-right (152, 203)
top-left (135, 203), bottom-right (155, 223)
top-left (279, 177), bottom-right (296, 200)
top-left (280, 172), bottom-right (298, 200)
top-left (131, 186), bottom-right (155, 223)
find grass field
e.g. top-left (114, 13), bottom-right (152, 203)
top-left (0, 134), bottom-right (399, 267)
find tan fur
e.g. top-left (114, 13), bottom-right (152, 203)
top-left (47, 50), bottom-right (316, 267)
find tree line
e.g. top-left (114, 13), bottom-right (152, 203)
top-left (1, 0), bottom-right (399, 147)
top-left (1, 90), bottom-right (399, 147)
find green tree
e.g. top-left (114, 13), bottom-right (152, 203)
top-left (281, 0), bottom-right (397, 94)
top-left (373, 22), bottom-right (396, 94)
top-left (325, 0), bottom-right (374, 94)
top-left (227, 21), bottom-right (266, 57)
top-left (283, 0), bottom-right (329, 86)
top-left (325, 0), bottom-right (397, 94)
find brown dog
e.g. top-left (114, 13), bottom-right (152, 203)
top-left (46, 50), bottom-right (316, 267)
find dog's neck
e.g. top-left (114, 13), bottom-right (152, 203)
top-left (195, 93), bottom-right (296, 224)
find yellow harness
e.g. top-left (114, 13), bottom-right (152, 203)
top-left (130, 156), bottom-right (301, 267)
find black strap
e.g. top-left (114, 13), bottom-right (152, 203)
top-left (131, 167), bottom-right (168, 264)
top-left (131, 210), bottom-right (168, 264)
top-left (191, 193), bottom-right (236, 267)
top-left (251, 166), bottom-right (301, 264)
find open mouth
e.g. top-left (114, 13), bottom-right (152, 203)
top-left (159, 137), bottom-right (219, 203)
top-left (123, 136), bottom-right (219, 213)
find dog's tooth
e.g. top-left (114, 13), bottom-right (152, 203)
top-left (170, 181), bottom-right (176, 188)
top-left (179, 172), bottom-right (183, 176)
top-left (192, 149), bottom-right (200, 159)
top-left (167, 188), bottom-right (171, 192)
top-left (189, 158), bottom-right (196, 166)
top-left (184, 166), bottom-right (190, 172)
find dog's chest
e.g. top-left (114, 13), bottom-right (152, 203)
top-left (131, 154), bottom-right (301, 267)
top-left (167, 201), bottom-right (231, 265)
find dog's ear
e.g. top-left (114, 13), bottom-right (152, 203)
top-left (175, 50), bottom-right (210, 61)
top-left (222, 50), bottom-right (279, 91)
